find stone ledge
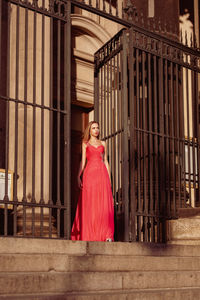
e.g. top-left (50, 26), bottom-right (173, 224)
top-left (0, 238), bottom-right (87, 255)
top-left (2, 237), bottom-right (200, 257)
top-left (1, 271), bottom-right (200, 294)
top-left (1, 254), bottom-right (200, 272)
top-left (2, 288), bottom-right (200, 300)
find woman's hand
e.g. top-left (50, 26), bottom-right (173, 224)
top-left (78, 175), bottom-right (83, 189)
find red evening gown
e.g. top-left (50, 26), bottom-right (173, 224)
top-left (71, 143), bottom-right (114, 241)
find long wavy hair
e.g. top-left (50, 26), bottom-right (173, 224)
top-left (83, 121), bottom-right (99, 142)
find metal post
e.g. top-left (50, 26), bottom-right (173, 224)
top-left (64, 0), bottom-right (71, 239)
top-left (122, 30), bottom-right (129, 242)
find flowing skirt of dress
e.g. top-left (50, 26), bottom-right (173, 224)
top-left (71, 144), bottom-right (114, 241)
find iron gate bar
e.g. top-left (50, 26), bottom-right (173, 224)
top-left (180, 65), bottom-right (187, 207)
top-left (185, 60), bottom-right (191, 206)
top-left (57, 16), bottom-right (61, 238)
top-left (159, 47), bottom-right (165, 221)
top-left (175, 64), bottom-right (181, 210)
top-left (40, 1), bottom-right (45, 236)
top-left (32, 6), bottom-right (37, 237)
top-left (4, 0), bottom-right (10, 236)
top-left (49, 14), bottom-right (53, 238)
top-left (122, 30), bottom-right (129, 242)
top-left (164, 59), bottom-right (170, 216)
top-left (147, 48), bottom-right (154, 242)
top-left (116, 45), bottom-right (119, 213)
top-left (64, 0), bottom-right (71, 239)
top-left (129, 27), bottom-right (136, 242)
top-left (191, 71), bottom-right (196, 206)
top-left (22, 3), bottom-right (28, 236)
top-left (195, 70), bottom-right (200, 205)
top-left (14, 2), bottom-right (19, 205)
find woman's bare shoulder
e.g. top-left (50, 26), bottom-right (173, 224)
top-left (101, 140), bottom-right (106, 146)
top-left (82, 141), bottom-right (87, 148)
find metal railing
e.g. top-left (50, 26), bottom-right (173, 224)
top-left (0, 0), bottom-right (71, 238)
top-left (94, 27), bottom-right (200, 243)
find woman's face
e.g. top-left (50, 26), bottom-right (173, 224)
top-left (90, 123), bottom-right (99, 138)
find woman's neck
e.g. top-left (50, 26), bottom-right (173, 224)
top-left (89, 137), bottom-right (98, 143)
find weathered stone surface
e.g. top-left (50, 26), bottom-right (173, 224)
top-left (169, 216), bottom-right (200, 245)
top-left (1, 239), bottom-right (200, 298)
top-left (0, 272), bottom-right (122, 294)
top-left (2, 238), bottom-right (200, 257)
top-left (2, 288), bottom-right (200, 300)
top-left (1, 254), bottom-right (200, 272)
top-left (0, 238), bottom-right (87, 255)
top-left (1, 271), bottom-right (200, 294)
top-left (87, 240), bottom-right (200, 257)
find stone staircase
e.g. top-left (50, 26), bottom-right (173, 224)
top-left (1, 238), bottom-right (200, 299)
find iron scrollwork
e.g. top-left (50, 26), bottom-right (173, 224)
top-left (11, 0), bottom-right (68, 20)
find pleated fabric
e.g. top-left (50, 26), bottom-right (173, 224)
top-left (71, 144), bottom-right (114, 241)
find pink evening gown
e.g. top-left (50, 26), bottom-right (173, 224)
top-left (71, 143), bottom-right (114, 241)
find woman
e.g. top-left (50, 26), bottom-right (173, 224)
top-left (71, 121), bottom-right (114, 241)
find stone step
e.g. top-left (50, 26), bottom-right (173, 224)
top-left (1, 288), bottom-right (200, 300)
top-left (1, 237), bottom-right (200, 257)
top-left (1, 271), bottom-right (200, 294)
top-left (1, 253), bottom-right (200, 272)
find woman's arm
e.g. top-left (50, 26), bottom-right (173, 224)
top-left (102, 141), bottom-right (111, 182)
top-left (78, 142), bottom-right (87, 187)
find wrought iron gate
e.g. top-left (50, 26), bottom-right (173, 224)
top-left (95, 27), bottom-right (200, 243)
top-left (0, 0), bottom-right (71, 238)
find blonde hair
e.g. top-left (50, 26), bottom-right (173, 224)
top-left (83, 121), bottom-right (99, 142)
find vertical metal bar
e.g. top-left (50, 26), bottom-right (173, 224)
top-left (129, 28), bottom-right (136, 241)
top-left (136, 48), bottom-right (141, 241)
top-left (49, 15), bottom-right (53, 238)
top-left (153, 54), bottom-right (159, 241)
top-left (109, 0), bottom-right (111, 14)
top-left (100, 62), bottom-right (103, 139)
top-left (3, 0), bottom-right (10, 236)
top-left (94, 53), bottom-right (99, 122)
top-left (56, 18), bottom-right (61, 237)
top-left (158, 48), bottom-right (166, 242)
top-left (14, 2), bottom-right (20, 205)
top-left (110, 55), bottom-right (113, 190)
top-left (103, 54), bottom-right (106, 139)
top-left (148, 51), bottom-right (154, 242)
top-left (175, 64), bottom-right (181, 210)
top-left (0, 0), bottom-right (2, 90)
top-left (142, 50), bottom-right (148, 242)
top-left (180, 66), bottom-right (186, 206)
top-left (113, 53), bottom-right (117, 209)
top-left (185, 59), bottom-right (192, 205)
top-left (4, 1), bottom-right (10, 232)
top-left (32, 8), bottom-right (37, 237)
top-left (195, 72), bottom-right (200, 206)
top-left (191, 70), bottom-right (197, 206)
top-left (122, 31), bottom-right (129, 242)
top-left (170, 62), bottom-right (176, 216)
top-left (22, 5), bottom-right (29, 236)
top-left (165, 59), bottom-right (170, 217)
top-left (64, 0), bottom-right (71, 239)
top-left (116, 50), bottom-right (120, 223)
top-left (40, 3), bottom-right (45, 236)
top-left (106, 55), bottom-right (109, 147)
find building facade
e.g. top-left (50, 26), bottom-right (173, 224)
top-left (0, 0), bottom-right (200, 243)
